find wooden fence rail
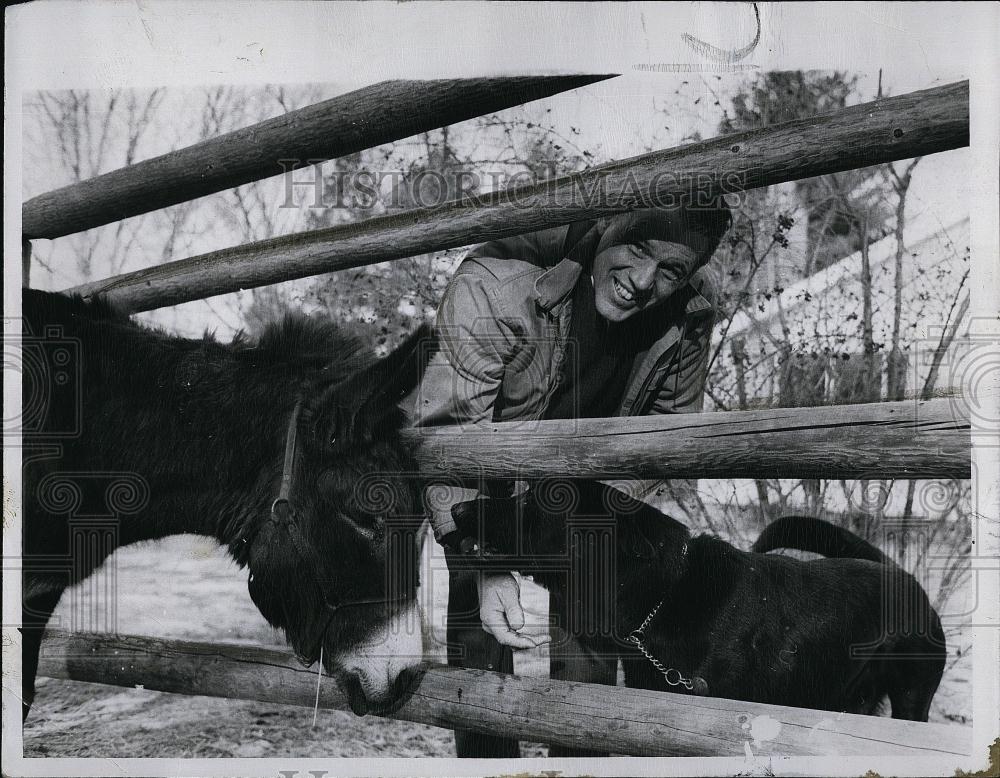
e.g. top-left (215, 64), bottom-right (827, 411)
top-left (407, 398), bottom-right (970, 480)
top-left (37, 630), bottom-right (971, 758)
top-left (67, 80), bottom-right (969, 312)
top-left (23, 75), bottom-right (613, 240)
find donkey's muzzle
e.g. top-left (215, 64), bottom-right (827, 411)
top-left (331, 600), bottom-right (424, 716)
top-left (341, 664), bottom-right (422, 717)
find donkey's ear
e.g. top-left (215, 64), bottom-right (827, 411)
top-left (309, 324), bottom-right (435, 449)
top-left (378, 324), bottom-right (435, 404)
top-left (352, 324), bottom-right (436, 413)
top-left (302, 381), bottom-right (352, 452)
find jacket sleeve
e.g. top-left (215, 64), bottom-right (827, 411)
top-left (410, 261), bottom-right (521, 536)
top-left (412, 263), bottom-right (520, 428)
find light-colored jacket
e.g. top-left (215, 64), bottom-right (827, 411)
top-left (409, 222), bottom-right (720, 534)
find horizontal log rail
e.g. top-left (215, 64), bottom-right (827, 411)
top-left (37, 630), bottom-right (971, 757)
top-left (406, 399), bottom-right (970, 480)
top-left (23, 75), bottom-right (614, 240)
top-left (67, 80), bottom-right (969, 312)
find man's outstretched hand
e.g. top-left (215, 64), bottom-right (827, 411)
top-left (478, 572), bottom-right (550, 649)
top-left (446, 496), bottom-right (549, 648)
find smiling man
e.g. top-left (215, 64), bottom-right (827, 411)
top-left (413, 199), bottom-right (732, 758)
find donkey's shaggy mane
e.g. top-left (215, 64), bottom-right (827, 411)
top-left (251, 313), bottom-right (373, 372)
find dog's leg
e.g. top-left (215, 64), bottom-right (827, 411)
top-left (888, 674), bottom-right (939, 721)
top-left (887, 653), bottom-right (945, 721)
top-left (885, 606), bottom-right (947, 721)
top-left (445, 564), bottom-right (520, 758)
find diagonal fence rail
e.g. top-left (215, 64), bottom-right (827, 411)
top-left (23, 75), bottom-right (615, 240)
top-left (37, 630), bottom-right (972, 758)
top-left (65, 80), bottom-right (968, 312)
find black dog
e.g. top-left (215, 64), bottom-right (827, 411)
top-left (452, 480), bottom-right (945, 720)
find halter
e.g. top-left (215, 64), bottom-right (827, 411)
top-left (271, 400), bottom-right (303, 522)
top-left (267, 399), bottom-right (337, 666)
top-left (265, 396), bottom-right (409, 666)
top-left (268, 399), bottom-right (325, 588)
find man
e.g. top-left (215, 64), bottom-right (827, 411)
top-left (412, 199), bottom-right (731, 757)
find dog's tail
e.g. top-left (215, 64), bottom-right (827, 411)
top-left (752, 515), bottom-right (891, 566)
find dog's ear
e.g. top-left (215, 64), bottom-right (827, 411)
top-left (622, 514), bottom-right (664, 561)
top-left (451, 495), bottom-right (526, 553)
top-left (597, 485), bottom-right (664, 561)
top-left (450, 498), bottom-right (484, 538)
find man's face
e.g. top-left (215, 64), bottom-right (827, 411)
top-left (591, 238), bottom-right (701, 322)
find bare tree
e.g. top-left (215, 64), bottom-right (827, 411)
top-left (25, 88), bottom-right (165, 286)
top-left (287, 107), bottom-right (594, 350)
top-left (885, 158), bottom-right (923, 400)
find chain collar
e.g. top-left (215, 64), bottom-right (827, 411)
top-left (627, 542), bottom-right (708, 695)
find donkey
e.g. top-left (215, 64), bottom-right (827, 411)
top-left (21, 288), bottom-right (432, 719)
top-left (452, 479), bottom-right (946, 720)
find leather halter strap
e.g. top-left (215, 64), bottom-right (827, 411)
top-left (271, 400), bottom-right (303, 520)
top-left (265, 400), bottom-right (341, 646)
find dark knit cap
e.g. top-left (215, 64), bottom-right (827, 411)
top-left (596, 198), bottom-right (732, 264)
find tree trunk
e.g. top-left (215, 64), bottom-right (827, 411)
top-left (731, 338), bottom-right (771, 509)
top-left (887, 159), bottom-right (921, 401)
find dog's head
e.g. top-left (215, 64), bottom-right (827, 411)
top-left (450, 480), bottom-right (690, 600)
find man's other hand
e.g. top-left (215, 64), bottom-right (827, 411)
top-left (478, 572), bottom-right (550, 649)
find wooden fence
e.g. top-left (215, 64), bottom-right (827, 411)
top-left (23, 75), bottom-right (613, 240)
top-left (38, 630), bottom-right (972, 758)
top-left (409, 398), bottom-right (970, 480)
top-left (26, 75), bottom-right (972, 757)
top-left (65, 80), bottom-right (967, 312)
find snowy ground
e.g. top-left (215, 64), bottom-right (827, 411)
top-left (23, 532), bottom-right (971, 758)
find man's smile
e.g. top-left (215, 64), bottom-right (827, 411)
top-left (612, 276), bottom-right (636, 304)
top-left (593, 236), bottom-right (711, 323)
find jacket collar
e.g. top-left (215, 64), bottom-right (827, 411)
top-left (533, 257), bottom-right (714, 316)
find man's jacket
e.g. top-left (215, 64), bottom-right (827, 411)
top-left (412, 221), bottom-right (720, 432)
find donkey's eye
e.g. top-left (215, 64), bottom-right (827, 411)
top-left (322, 410), bottom-right (341, 449)
top-left (340, 513), bottom-right (381, 543)
top-left (354, 512), bottom-right (385, 528)
top-left (317, 469), bottom-right (340, 493)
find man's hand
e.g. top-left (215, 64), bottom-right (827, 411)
top-left (478, 573), bottom-right (550, 649)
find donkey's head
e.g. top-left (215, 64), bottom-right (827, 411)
top-left (242, 325), bottom-right (432, 715)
